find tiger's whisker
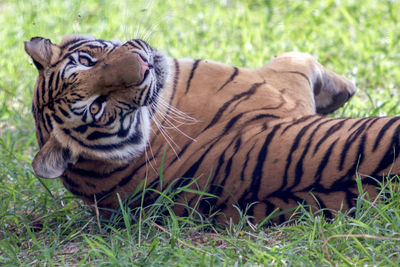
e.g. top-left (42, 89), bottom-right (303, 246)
top-left (151, 113), bottom-right (180, 159)
top-left (157, 97), bottom-right (199, 124)
top-left (155, 112), bottom-right (197, 142)
top-left (142, 109), bottom-right (158, 174)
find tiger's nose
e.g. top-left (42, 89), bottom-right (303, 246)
top-left (136, 54), bottom-right (149, 82)
top-left (94, 51), bottom-right (143, 91)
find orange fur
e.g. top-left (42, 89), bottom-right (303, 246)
top-left (25, 35), bottom-right (400, 223)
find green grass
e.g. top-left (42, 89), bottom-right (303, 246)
top-left (1, 0), bottom-right (400, 265)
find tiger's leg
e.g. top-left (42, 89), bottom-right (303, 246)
top-left (260, 52), bottom-right (356, 115)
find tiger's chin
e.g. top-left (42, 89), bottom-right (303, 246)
top-left (79, 106), bottom-right (153, 164)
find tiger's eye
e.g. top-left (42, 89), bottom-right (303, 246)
top-left (90, 102), bottom-right (100, 115)
top-left (79, 56), bottom-right (90, 66)
top-left (77, 52), bottom-right (96, 67)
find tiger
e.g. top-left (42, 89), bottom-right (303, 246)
top-left (24, 35), bottom-right (400, 223)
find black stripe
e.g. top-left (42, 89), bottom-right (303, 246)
top-left (168, 142), bottom-right (191, 168)
top-left (65, 129), bottom-right (142, 150)
top-left (86, 44), bottom-right (103, 50)
top-left (65, 40), bottom-right (92, 51)
top-left (345, 189), bottom-right (358, 210)
top-left (81, 111), bottom-right (87, 123)
top-left (210, 151), bottom-right (226, 188)
top-left (54, 72), bottom-right (61, 92)
top-left (62, 173), bottom-right (80, 188)
top-left (208, 137), bottom-right (240, 207)
top-left (60, 64), bottom-right (67, 80)
top-left (185, 59), bottom-right (201, 94)
top-left (118, 112), bottom-right (138, 138)
top-left (168, 107), bottom-right (278, 168)
top-left (371, 123), bottom-right (400, 177)
top-left (72, 125), bottom-right (88, 134)
top-left (280, 117), bottom-right (324, 191)
top-left (217, 67), bottom-right (239, 91)
top-left (241, 143), bottom-right (256, 181)
top-left (221, 145), bottom-right (236, 184)
top-left (116, 101), bottom-right (133, 110)
top-left (176, 132), bottom-right (240, 205)
top-left (68, 164), bottom-right (129, 179)
top-left (44, 113), bottom-right (52, 131)
top-left (31, 58), bottom-right (44, 70)
top-left (372, 117), bottom-right (400, 152)
top-left (51, 53), bottom-right (74, 69)
top-left (348, 117), bottom-right (368, 131)
top-left (293, 119), bottom-right (337, 190)
top-left (247, 113), bottom-right (280, 123)
top-left (237, 124), bottom-right (281, 211)
top-left (41, 79), bottom-right (47, 106)
top-left (333, 134), bottom-right (367, 188)
top-left (181, 146), bottom-right (212, 179)
top-left (58, 106), bottom-right (71, 118)
top-left (64, 160), bottom-right (151, 203)
top-left (48, 72), bottom-right (54, 89)
top-left (281, 115), bottom-right (317, 135)
top-left (338, 118), bottom-right (372, 171)
top-left (143, 84), bottom-right (152, 105)
top-left (209, 137), bottom-right (251, 215)
top-left (204, 82), bottom-right (264, 131)
top-left (313, 119), bottom-right (345, 155)
top-left (86, 131), bottom-right (114, 140)
top-left (132, 40), bottom-right (146, 50)
top-left (170, 59), bottom-right (179, 104)
top-left (365, 117), bottom-right (380, 131)
top-left (36, 123), bottom-right (45, 147)
top-left (234, 136), bottom-right (242, 152)
top-left (60, 38), bottom-right (87, 49)
top-left (314, 139), bottom-right (339, 184)
top-left (52, 113), bottom-right (64, 124)
top-left (126, 40), bottom-right (142, 50)
top-left (223, 113), bottom-right (243, 134)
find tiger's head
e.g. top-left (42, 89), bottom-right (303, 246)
top-left (25, 35), bottom-right (168, 179)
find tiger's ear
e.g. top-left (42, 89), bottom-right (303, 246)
top-left (24, 37), bottom-right (59, 71)
top-left (32, 135), bottom-right (78, 179)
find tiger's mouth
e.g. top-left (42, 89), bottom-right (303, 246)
top-left (135, 53), bottom-right (150, 84)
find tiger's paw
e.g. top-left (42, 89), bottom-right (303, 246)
top-left (313, 65), bottom-right (356, 115)
top-left (265, 52), bottom-right (356, 115)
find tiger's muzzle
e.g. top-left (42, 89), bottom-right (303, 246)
top-left (91, 50), bottom-right (145, 91)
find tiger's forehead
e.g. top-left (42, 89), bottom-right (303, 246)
top-left (58, 35), bottom-right (122, 56)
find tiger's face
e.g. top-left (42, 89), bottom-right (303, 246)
top-left (24, 35), bottom-right (168, 178)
